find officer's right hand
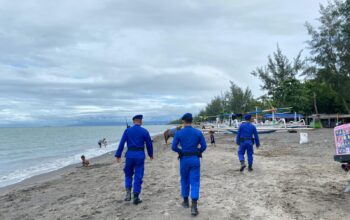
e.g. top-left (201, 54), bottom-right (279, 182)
top-left (150, 157), bottom-right (154, 161)
top-left (116, 157), bottom-right (121, 163)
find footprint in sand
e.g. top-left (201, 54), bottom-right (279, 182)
top-left (92, 210), bottom-right (102, 215)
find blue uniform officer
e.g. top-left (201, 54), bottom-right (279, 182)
top-left (115, 114), bottom-right (153, 205)
top-left (172, 113), bottom-right (207, 216)
top-left (236, 114), bottom-right (260, 172)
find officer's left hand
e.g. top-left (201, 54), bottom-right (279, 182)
top-left (150, 157), bottom-right (154, 161)
top-left (116, 157), bottom-right (121, 163)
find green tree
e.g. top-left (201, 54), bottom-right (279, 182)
top-left (225, 81), bottom-right (255, 113)
top-left (302, 80), bottom-right (343, 114)
top-left (305, 0), bottom-right (350, 113)
top-left (199, 96), bottom-right (223, 117)
top-left (198, 82), bottom-right (257, 119)
top-left (251, 45), bottom-right (306, 108)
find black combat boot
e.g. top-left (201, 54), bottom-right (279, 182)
top-left (191, 200), bottom-right (199, 216)
top-left (248, 165), bottom-right (253, 172)
top-left (239, 161), bottom-right (246, 172)
top-left (124, 188), bottom-right (131, 201)
top-left (182, 197), bottom-right (189, 208)
top-left (133, 193), bottom-right (142, 205)
top-left (341, 164), bottom-right (349, 172)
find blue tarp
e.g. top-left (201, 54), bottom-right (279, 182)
top-left (248, 111), bottom-right (263, 114)
top-left (264, 113), bottom-right (304, 119)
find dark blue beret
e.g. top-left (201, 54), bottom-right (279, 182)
top-left (244, 114), bottom-right (252, 120)
top-left (181, 113), bottom-right (193, 121)
top-left (132, 114), bottom-right (143, 120)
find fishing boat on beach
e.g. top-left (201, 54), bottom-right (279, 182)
top-left (200, 107), bottom-right (313, 134)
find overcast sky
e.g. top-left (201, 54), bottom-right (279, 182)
top-left (0, 0), bottom-right (328, 126)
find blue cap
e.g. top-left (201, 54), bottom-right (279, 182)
top-left (244, 114), bottom-right (252, 121)
top-left (132, 114), bottom-right (143, 120)
top-left (181, 113), bottom-right (193, 122)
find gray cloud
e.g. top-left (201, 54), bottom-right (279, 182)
top-left (0, 0), bottom-right (327, 126)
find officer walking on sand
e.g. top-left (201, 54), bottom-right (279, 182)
top-left (236, 114), bottom-right (260, 172)
top-left (172, 113), bottom-right (207, 216)
top-left (115, 114), bottom-right (153, 205)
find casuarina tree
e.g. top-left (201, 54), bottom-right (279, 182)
top-left (251, 45), bottom-right (305, 109)
top-left (305, 0), bottom-right (350, 113)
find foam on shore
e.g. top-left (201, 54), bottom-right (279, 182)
top-left (0, 129), bottom-right (166, 188)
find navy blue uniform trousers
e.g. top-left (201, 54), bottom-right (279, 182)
top-left (238, 141), bottom-right (254, 166)
top-left (124, 158), bottom-right (144, 193)
top-left (180, 156), bottom-right (200, 200)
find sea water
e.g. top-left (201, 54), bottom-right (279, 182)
top-left (0, 125), bottom-right (170, 188)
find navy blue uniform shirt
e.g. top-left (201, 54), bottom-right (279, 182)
top-left (236, 122), bottom-right (260, 146)
top-left (115, 124), bottom-right (153, 159)
top-left (172, 126), bottom-right (207, 154)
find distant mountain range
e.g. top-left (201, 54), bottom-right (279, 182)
top-left (0, 114), bottom-right (181, 128)
top-left (69, 120), bottom-right (169, 127)
top-left (0, 120), bottom-right (172, 128)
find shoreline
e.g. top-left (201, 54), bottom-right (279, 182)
top-left (0, 150), bottom-right (115, 195)
top-left (1, 129), bottom-right (350, 220)
top-left (0, 132), bottom-right (165, 195)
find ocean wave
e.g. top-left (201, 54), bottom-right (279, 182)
top-left (0, 142), bottom-right (118, 188)
top-left (0, 131), bottom-right (166, 188)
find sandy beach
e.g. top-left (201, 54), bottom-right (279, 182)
top-left (1, 129), bottom-right (350, 220)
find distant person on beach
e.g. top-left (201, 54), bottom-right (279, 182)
top-left (115, 114), bottom-right (153, 205)
top-left (172, 113), bottom-right (207, 216)
top-left (209, 130), bottom-right (216, 147)
top-left (102, 138), bottom-right (107, 147)
top-left (236, 114), bottom-right (260, 172)
top-left (98, 138), bottom-right (107, 148)
top-left (81, 155), bottom-right (89, 167)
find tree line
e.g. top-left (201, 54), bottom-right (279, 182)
top-left (197, 0), bottom-right (350, 120)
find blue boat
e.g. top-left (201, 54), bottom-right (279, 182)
top-left (227, 129), bottom-right (277, 134)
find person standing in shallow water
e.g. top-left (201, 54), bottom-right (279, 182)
top-left (172, 113), bottom-right (207, 216)
top-left (236, 114), bottom-right (260, 172)
top-left (115, 114), bottom-right (153, 205)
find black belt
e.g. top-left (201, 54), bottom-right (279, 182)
top-left (238, 137), bottom-right (254, 145)
top-left (178, 151), bottom-right (202, 160)
top-left (182, 152), bottom-right (200, 156)
top-left (127, 147), bottom-right (144, 151)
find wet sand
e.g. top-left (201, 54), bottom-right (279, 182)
top-left (1, 129), bottom-right (350, 220)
